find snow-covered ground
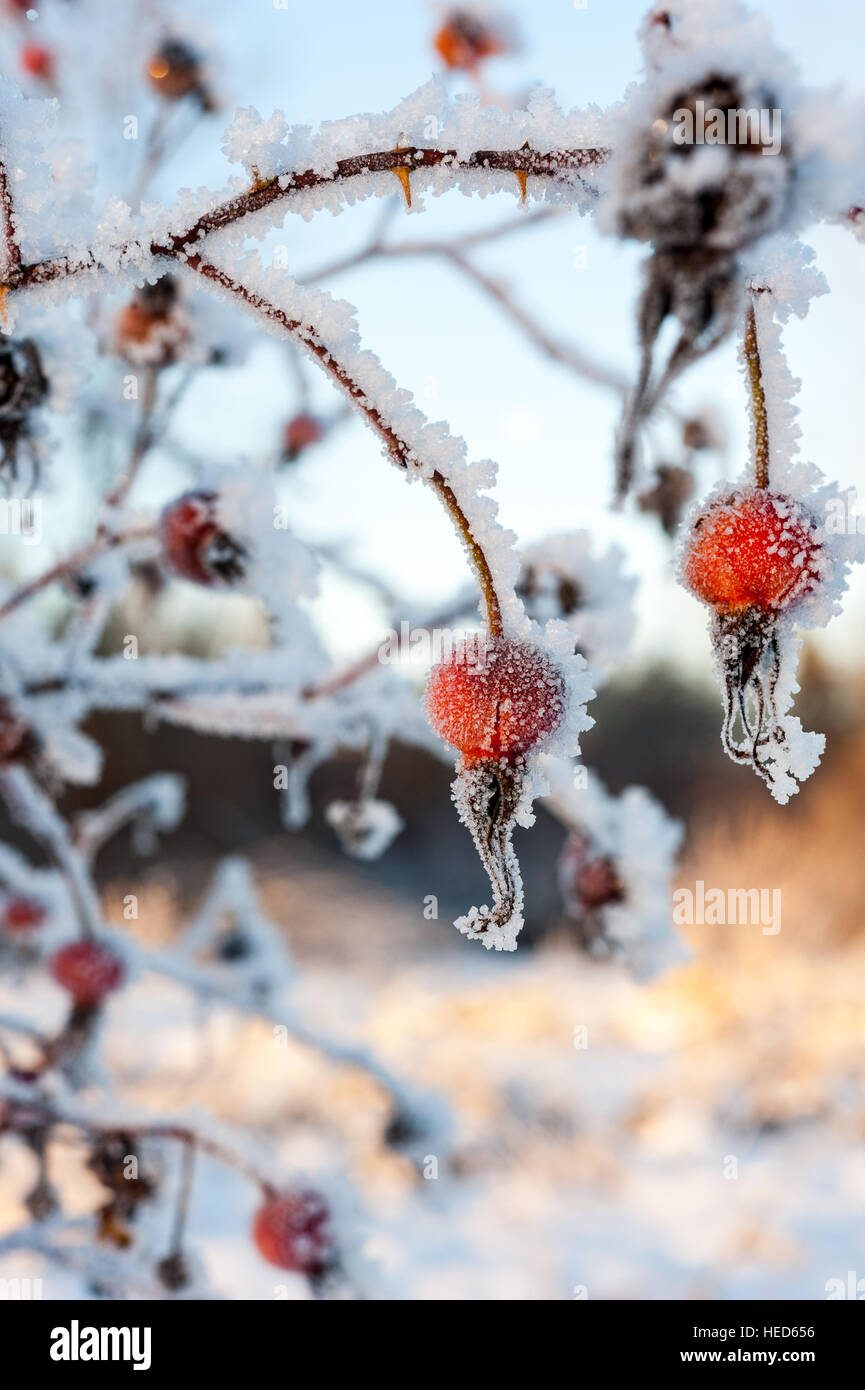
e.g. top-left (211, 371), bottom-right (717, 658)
top-left (2, 852), bottom-right (862, 1301)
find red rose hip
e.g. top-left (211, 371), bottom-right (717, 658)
top-left (425, 636), bottom-right (566, 763)
top-left (20, 44), bottom-right (55, 83)
top-left (146, 39), bottom-right (205, 104)
top-left (252, 1191), bottom-right (333, 1276)
top-left (281, 413), bottom-right (322, 462)
top-left (2, 897), bottom-right (44, 933)
top-left (559, 835), bottom-right (624, 915)
top-left (681, 488), bottom-right (822, 614)
top-left (159, 491), bottom-right (246, 586)
top-left (433, 12), bottom-right (505, 71)
top-left (51, 941), bottom-right (124, 1006)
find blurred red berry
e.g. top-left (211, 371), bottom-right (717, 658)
top-left (426, 636), bottom-right (566, 764)
top-left (114, 275), bottom-right (190, 367)
top-left (559, 835), bottom-right (624, 915)
top-left (434, 11), bottom-right (505, 70)
top-left (20, 44), bottom-right (54, 83)
top-left (159, 491), bottom-right (246, 586)
top-left (2, 896), bottom-right (44, 933)
top-left (51, 941), bottom-right (124, 1006)
top-left (282, 413), bottom-right (323, 462)
top-left (252, 1191), bottom-right (333, 1276)
top-left (146, 39), bottom-right (214, 110)
top-left (681, 489), bottom-right (823, 614)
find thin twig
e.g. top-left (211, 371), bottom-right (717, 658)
top-left (186, 254), bottom-right (505, 636)
top-left (103, 367), bottom-right (158, 511)
top-left (165, 1135), bottom-right (197, 1256)
top-left (0, 768), bottom-right (104, 938)
top-left (744, 296), bottom-right (770, 490)
top-left (0, 522), bottom-right (154, 623)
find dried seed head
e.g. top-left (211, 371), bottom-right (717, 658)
top-left (615, 71), bottom-right (794, 255)
top-left (637, 463), bottom-right (695, 537)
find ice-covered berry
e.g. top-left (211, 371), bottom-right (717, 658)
top-left (159, 491), bottom-right (246, 586)
top-left (51, 941), bottom-right (124, 1006)
top-left (559, 835), bottom-right (624, 915)
top-left (20, 44), bottom-right (54, 83)
top-left (425, 636), bottom-right (566, 763)
top-left (252, 1191), bottom-right (333, 1277)
top-left (146, 39), bottom-right (212, 109)
top-left (2, 897), bottom-right (44, 933)
top-left (433, 11), bottom-right (505, 70)
top-left (681, 488), bottom-right (822, 614)
top-left (680, 489), bottom-right (828, 800)
top-left (114, 276), bottom-right (190, 368)
top-left (281, 413), bottom-right (322, 462)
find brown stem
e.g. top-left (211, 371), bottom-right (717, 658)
top-left (744, 298), bottom-right (770, 490)
top-left (187, 255), bottom-right (504, 636)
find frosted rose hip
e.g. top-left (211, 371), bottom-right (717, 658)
top-left (682, 489), bottom-right (822, 613)
top-left (20, 44), bottom-right (54, 82)
top-left (282, 413), bottom-right (322, 461)
top-left (159, 491), bottom-right (246, 586)
top-left (252, 1191), bottom-right (333, 1275)
top-left (560, 836), bottom-right (624, 914)
top-left (2, 897), bottom-right (44, 933)
top-left (433, 13), bottom-right (505, 70)
top-left (51, 941), bottom-right (124, 1006)
top-left (425, 636), bottom-right (566, 763)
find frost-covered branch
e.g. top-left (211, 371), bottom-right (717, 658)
top-left (10, 143), bottom-right (606, 296)
top-left (185, 254), bottom-right (507, 636)
top-left (0, 521), bottom-right (154, 623)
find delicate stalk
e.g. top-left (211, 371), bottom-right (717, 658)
top-left (103, 367), bottom-right (158, 511)
top-left (186, 255), bottom-right (504, 636)
top-left (0, 523), bottom-right (154, 624)
top-left (744, 298), bottom-right (770, 490)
